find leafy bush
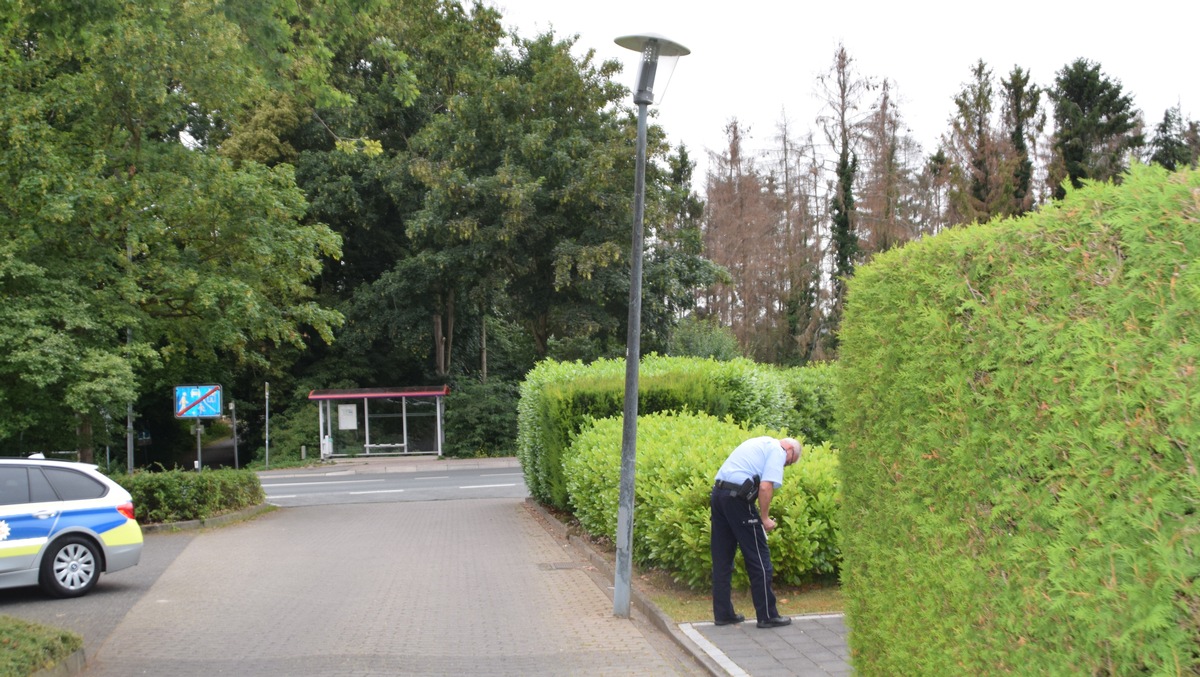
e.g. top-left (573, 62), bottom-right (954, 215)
top-left (780, 362), bottom-right (838, 444)
top-left (564, 410), bottom-right (840, 591)
top-left (444, 378), bottom-right (519, 457)
top-left (668, 315), bottom-right (743, 361)
top-left (518, 355), bottom-right (794, 510)
top-left (115, 468), bottom-right (265, 524)
top-left (837, 164), bottom-right (1200, 675)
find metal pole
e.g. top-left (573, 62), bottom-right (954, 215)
top-left (195, 422), bottom-right (203, 470)
top-left (230, 401), bottom-right (239, 469)
top-left (614, 93), bottom-right (652, 618)
top-left (264, 381), bottom-right (270, 469)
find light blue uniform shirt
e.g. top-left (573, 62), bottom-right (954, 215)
top-left (714, 436), bottom-right (786, 489)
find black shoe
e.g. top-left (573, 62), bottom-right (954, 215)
top-left (756, 616), bottom-right (793, 628)
top-left (714, 614), bottom-right (745, 626)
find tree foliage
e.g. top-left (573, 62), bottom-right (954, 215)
top-left (0, 0), bottom-right (342, 457)
top-left (1049, 58), bottom-right (1144, 199)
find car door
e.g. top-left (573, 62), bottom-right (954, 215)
top-left (0, 465), bottom-right (63, 575)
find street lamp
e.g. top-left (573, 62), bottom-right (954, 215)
top-left (612, 32), bottom-right (689, 619)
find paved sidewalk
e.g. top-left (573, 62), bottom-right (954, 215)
top-left (83, 495), bottom-right (699, 676)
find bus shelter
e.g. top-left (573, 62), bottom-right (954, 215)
top-left (308, 386), bottom-right (449, 458)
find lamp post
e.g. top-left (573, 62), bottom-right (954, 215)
top-left (612, 32), bottom-right (689, 619)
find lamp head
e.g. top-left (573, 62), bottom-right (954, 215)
top-left (614, 33), bottom-right (689, 105)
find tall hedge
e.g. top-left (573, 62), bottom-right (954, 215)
top-left (837, 164), bottom-right (1199, 675)
top-left (517, 355), bottom-right (792, 510)
top-left (564, 411), bottom-right (840, 590)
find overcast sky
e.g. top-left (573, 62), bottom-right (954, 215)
top-left (486, 0), bottom-right (1196, 187)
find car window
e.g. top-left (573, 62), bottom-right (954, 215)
top-left (0, 467), bottom-right (30, 505)
top-left (28, 468), bottom-right (59, 502)
top-left (42, 467), bottom-right (107, 500)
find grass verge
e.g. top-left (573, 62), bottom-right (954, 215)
top-left (0, 615), bottom-right (82, 677)
top-left (637, 568), bottom-right (843, 622)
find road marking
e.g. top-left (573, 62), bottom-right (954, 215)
top-left (460, 483), bottom-right (517, 489)
top-left (261, 479), bottom-right (386, 488)
top-left (481, 472), bottom-right (521, 477)
top-left (413, 476), bottom-right (448, 480)
top-left (349, 489), bottom-right (406, 495)
top-left (268, 495), bottom-right (297, 499)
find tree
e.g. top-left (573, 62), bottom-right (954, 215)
top-left (944, 60), bottom-right (1013, 224)
top-left (818, 45), bottom-right (869, 355)
top-left (702, 119), bottom-right (784, 361)
top-left (1148, 105), bottom-right (1200, 171)
top-left (1049, 58), bottom-right (1144, 199)
top-left (0, 1), bottom-right (342, 459)
top-left (1000, 66), bottom-right (1044, 215)
top-left (409, 31), bottom-right (636, 361)
top-left (858, 79), bottom-right (921, 256)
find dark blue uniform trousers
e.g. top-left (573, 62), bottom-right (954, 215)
top-left (710, 487), bottom-right (779, 624)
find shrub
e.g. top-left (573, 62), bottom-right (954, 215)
top-left (779, 362), bottom-right (838, 444)
top-left (444, 378), bottom-right (519, 457)
top-left (668, 315), bottom-right (744, 361)
top-left (565, 410), bottom-right (840, 591)
top-left (115, 468), bottom-right (265, 524)
top-left (518, 355), bottom-right (794, 510)
top-left (837, 164), bottom-right (1200, 675)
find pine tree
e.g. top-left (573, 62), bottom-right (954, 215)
top-left (1149, 106), bottom-right (1199, 170)
top-left (1000, 66), bottom-right (1043, 215)
top-left (1049, 59), bottom-right (1144, 199)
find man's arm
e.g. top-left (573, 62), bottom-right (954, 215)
top-left (758, 481), bottom-right (776, 531)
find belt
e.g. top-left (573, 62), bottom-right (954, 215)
top-left (714, 480), bottom-right (742, 491)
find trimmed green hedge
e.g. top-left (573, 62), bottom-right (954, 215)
top-left (518, 355), bottom-right (793, 510)
top-left (837, 164), bottom-right (1200, 675)
top-left (564, 410), bottom-right (840, 591)
top-left (115, 468), bottom-right (265, 524)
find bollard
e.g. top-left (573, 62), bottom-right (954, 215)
top-left (301, 445), bottom-right (306, 460)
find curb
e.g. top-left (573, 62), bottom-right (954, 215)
top-left (28, 648), bottom-right (86, 677)
top-left (140, 502), bottom-right (276, 534)
top-left (523, 498), bottom-right (727, 676)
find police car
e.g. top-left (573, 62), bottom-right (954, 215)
top-left (0, 457), bottom-right (143, 597)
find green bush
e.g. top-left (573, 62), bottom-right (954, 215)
top-left (837, 164), bottom-right (1200, 675)
top-left (780, 362), bottom-right (838, 444)
top-left (115, 468), bottom-right (265, 524)
top-left (518, 355), bottom-right (794, 510)
top-left (668, 315), bottom-right (744, 361)
top-left (444, 378), bottom-right (519, 457)
top-left (564, 410), bottom-right (841, 591)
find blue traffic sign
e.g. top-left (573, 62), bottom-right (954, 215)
top-left (175, 385), bottom-right (222, 419)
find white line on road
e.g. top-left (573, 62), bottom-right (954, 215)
top-left (481, 473), bottom-right (521, 477)
top-left (349, 489), bottom-right (406, 495)
top-left (459, 483), bottom-right (517, 489)
top-left (413, 476), bottom-right (448, 480)
top-left (261, 479), bottom-right (386, 488)
top-left (269, 495), bottom-right (297, 499)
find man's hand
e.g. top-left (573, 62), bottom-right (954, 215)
top-left (762, 516), bottom-right (777, 532)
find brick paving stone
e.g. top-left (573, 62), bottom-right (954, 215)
top-left (83, 498), bottom-right (699, 676)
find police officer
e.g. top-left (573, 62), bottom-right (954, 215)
top-left (710, 436), bottom-right (801, 628)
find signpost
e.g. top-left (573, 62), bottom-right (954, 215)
top-left (175, 385), bottom-right (222, 470)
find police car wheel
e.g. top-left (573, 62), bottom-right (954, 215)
top-left (40, 535), bottom-right (101, 598)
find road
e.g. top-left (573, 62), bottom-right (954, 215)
top-left (260, 466), bottom-right (529, 506)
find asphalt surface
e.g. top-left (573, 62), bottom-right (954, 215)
top-left (2, 455), bottom-right (852, 676)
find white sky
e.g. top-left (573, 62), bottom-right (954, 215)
top-left (487, 0), bottom-right (1196, 187)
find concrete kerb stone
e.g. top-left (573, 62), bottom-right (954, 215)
top-left (140, 502), bottom-right (276, 534)
top-left (523, 498), bottom-right (727, 677)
